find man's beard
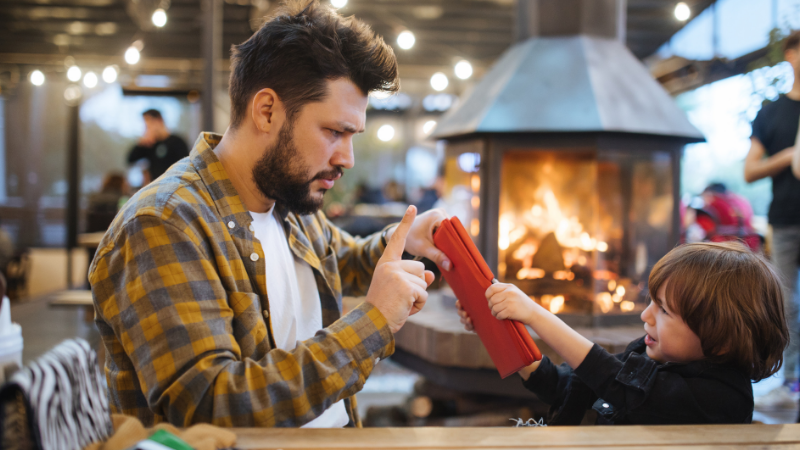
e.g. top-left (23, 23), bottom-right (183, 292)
top-left (251, 120), bottom-right (342, 215)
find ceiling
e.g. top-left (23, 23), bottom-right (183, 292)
top-left (0, 0), bottom-right (716, 83)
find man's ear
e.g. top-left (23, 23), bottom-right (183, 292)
top-left (250, 88), bottom-right (281, 134)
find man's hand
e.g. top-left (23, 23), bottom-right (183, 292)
top-left (138, 128), bottom-right (158, 147)
top-left (367, 206), bottom-right (435, 333)
top-left (384, 208), bottom-right (451, 271)
top-left (486, 283), bottom-right (537, 324)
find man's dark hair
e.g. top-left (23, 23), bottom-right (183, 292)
top-left (783, 30), bottom-right (800, 53)
top-left (142, 109), bottom-right (163, 121)
top-left (228, 0), bottom-right (399, 129)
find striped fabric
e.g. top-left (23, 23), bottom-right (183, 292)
top-left (89, 132), bottom-right (395, 428)
top-left (0, 338), bottom-right (112, 450)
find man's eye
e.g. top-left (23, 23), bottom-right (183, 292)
top-left (328, 129), bottom-right (342, 138)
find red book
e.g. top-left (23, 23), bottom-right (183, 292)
top-left (433, 217), bottom-right (542, 378)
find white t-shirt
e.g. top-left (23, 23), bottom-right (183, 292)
top-left (249, 206), bottom-right (349, 428)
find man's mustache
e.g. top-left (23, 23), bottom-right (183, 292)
top-left (313, 167), bottom-right (344, 181)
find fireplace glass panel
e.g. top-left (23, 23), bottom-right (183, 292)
top-left (497, 149), bottom-right (674, 321)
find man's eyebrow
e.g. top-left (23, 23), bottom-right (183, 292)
top-left (337, 121), bottom-right (365, 134)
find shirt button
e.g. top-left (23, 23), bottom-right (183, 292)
top-left (249, 224), bottom-right (254, 232)
top-left (250, 253), bottom-right (259, 261)
top-left (374, 358), bottom-right (380, 365)
top-left (263, 310), bottom-right (269, 319)
top-left (227, 221), bottom-right (235, 229)
top-left (602, 403), bottom-right (610, 408)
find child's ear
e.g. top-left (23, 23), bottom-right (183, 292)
top-left (713, 342), bottom-right (730, 357)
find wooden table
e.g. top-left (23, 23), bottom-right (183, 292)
top-left (231, 424), bottom-right (800, 449)
top-left (77, 232), bottom-right (106, 248)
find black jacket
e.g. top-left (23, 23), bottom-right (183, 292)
top-left (522, 337), bottom-right (753, 425)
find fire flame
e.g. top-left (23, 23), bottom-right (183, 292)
top-left (550, 296), bottom-right (565, 314)
top-left (499, 188), bottom-right (608, 254)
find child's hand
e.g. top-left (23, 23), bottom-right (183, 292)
top-left (486, 283), bottom-right (537, 323)
top-left (455, 300), bottom-right (474, 332)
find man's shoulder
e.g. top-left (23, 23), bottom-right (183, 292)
top-left (110, 162), bottom-right (211, 235)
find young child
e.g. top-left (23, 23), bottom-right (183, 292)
top-left (456, 241), bottom-right (788, 425)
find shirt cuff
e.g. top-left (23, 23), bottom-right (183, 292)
top-left (377, 223), bottom-right (396, 253)
top-left (327, 301), bottom-right (395, 373)
top-left (520, 356), bottom-right (559, 404)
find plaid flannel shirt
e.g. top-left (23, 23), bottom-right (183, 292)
top-left (89, 132), bottom-right (395, 427)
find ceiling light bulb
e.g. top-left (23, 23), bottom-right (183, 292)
top-left (454, 60), bottom-right (473, 80)
top-left (331, 0), bottom-right (347, 8)
top-left (377, 124), bottom-right (395, 142)
top-left (152, 9), bottom-right (167, 27)
top-left (83, 71), bottom-right (98, 88)
top-left (430, 72), bottom-right (448, 91)
top-left (64, 85), bottom-right (82, 103)
top-left (67, 65), bottom-right (82, 82)
top-left (423, 120), bottom-right (437, 135)
top-left (102, 65), bottom-right (118, 83)
top-left (397, 31), bottom-right (415, 50)
top-left (125, 46), bottom-right (140, 64)
top-left (30, 70), bottom-right (45, 86)
top-left (674, 2), bottom-right (690, 21)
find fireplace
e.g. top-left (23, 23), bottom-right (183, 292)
top-left (433, 0), bottom-right (704, 327)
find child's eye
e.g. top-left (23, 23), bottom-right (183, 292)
top-left (659, 305), bottom-right (669, 315)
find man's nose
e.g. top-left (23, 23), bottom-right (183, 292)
top-left (333, 138), bottom-right (355, 170)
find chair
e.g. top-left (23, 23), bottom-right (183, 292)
top-left (0, 339), bottom-right (112, 450)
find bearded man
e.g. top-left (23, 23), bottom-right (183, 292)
top-left (89, 0), bottom-right (451, 428)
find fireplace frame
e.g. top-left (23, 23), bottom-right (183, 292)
top-left (443, 132), bottom-right (684, 326)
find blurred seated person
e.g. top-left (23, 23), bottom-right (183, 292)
top-left (87, 172), bottom-right (130, 233)
top-left (382, 180), bottom-right (405, 203)
top-left (355, 182), bottom-right (385, 205)
top-left (416, 175), bottom-right (444, 213)
top-left (0, 225), bottom-right (12, 277)
top-left (684, 183), bottom-right (760, 251)
top-left (127, 109), bottom-right (189, 184)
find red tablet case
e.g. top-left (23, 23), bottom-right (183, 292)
top-left (433, 217), bottom-right (542, 378)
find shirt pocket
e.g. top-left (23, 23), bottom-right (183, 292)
top-left (227, 291), bottom-right (270, 359)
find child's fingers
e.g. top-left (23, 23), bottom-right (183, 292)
top-left (485, 283), bottom-right (509, 299)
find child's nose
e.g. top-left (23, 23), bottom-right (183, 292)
top-left (641, 302), bottom-right (655, 324)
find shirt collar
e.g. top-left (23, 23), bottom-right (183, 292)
top-left (189, 132), bottom-right (251, 224)
top-left (190, 132), bottom-right (294, 232)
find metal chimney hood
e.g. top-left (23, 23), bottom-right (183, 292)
top-left (433, 0), bottom-right (704, 143)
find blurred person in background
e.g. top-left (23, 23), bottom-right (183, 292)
top-left (683, 183), bottom-right (760, 251)
top-left (127, 109), bottom-right (189, 184)
top-left (0, 226), bottom-right (12, 277)
top-left (744, 30), bottom-right (800, 409)
top-left (86, 172), bottom-right (129, 233)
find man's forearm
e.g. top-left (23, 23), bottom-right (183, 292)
top-left (745, 147), bottom-right (794, 182)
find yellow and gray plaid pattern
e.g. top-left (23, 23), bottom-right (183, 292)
top-left (89, 133), bottom-right (394, 427)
